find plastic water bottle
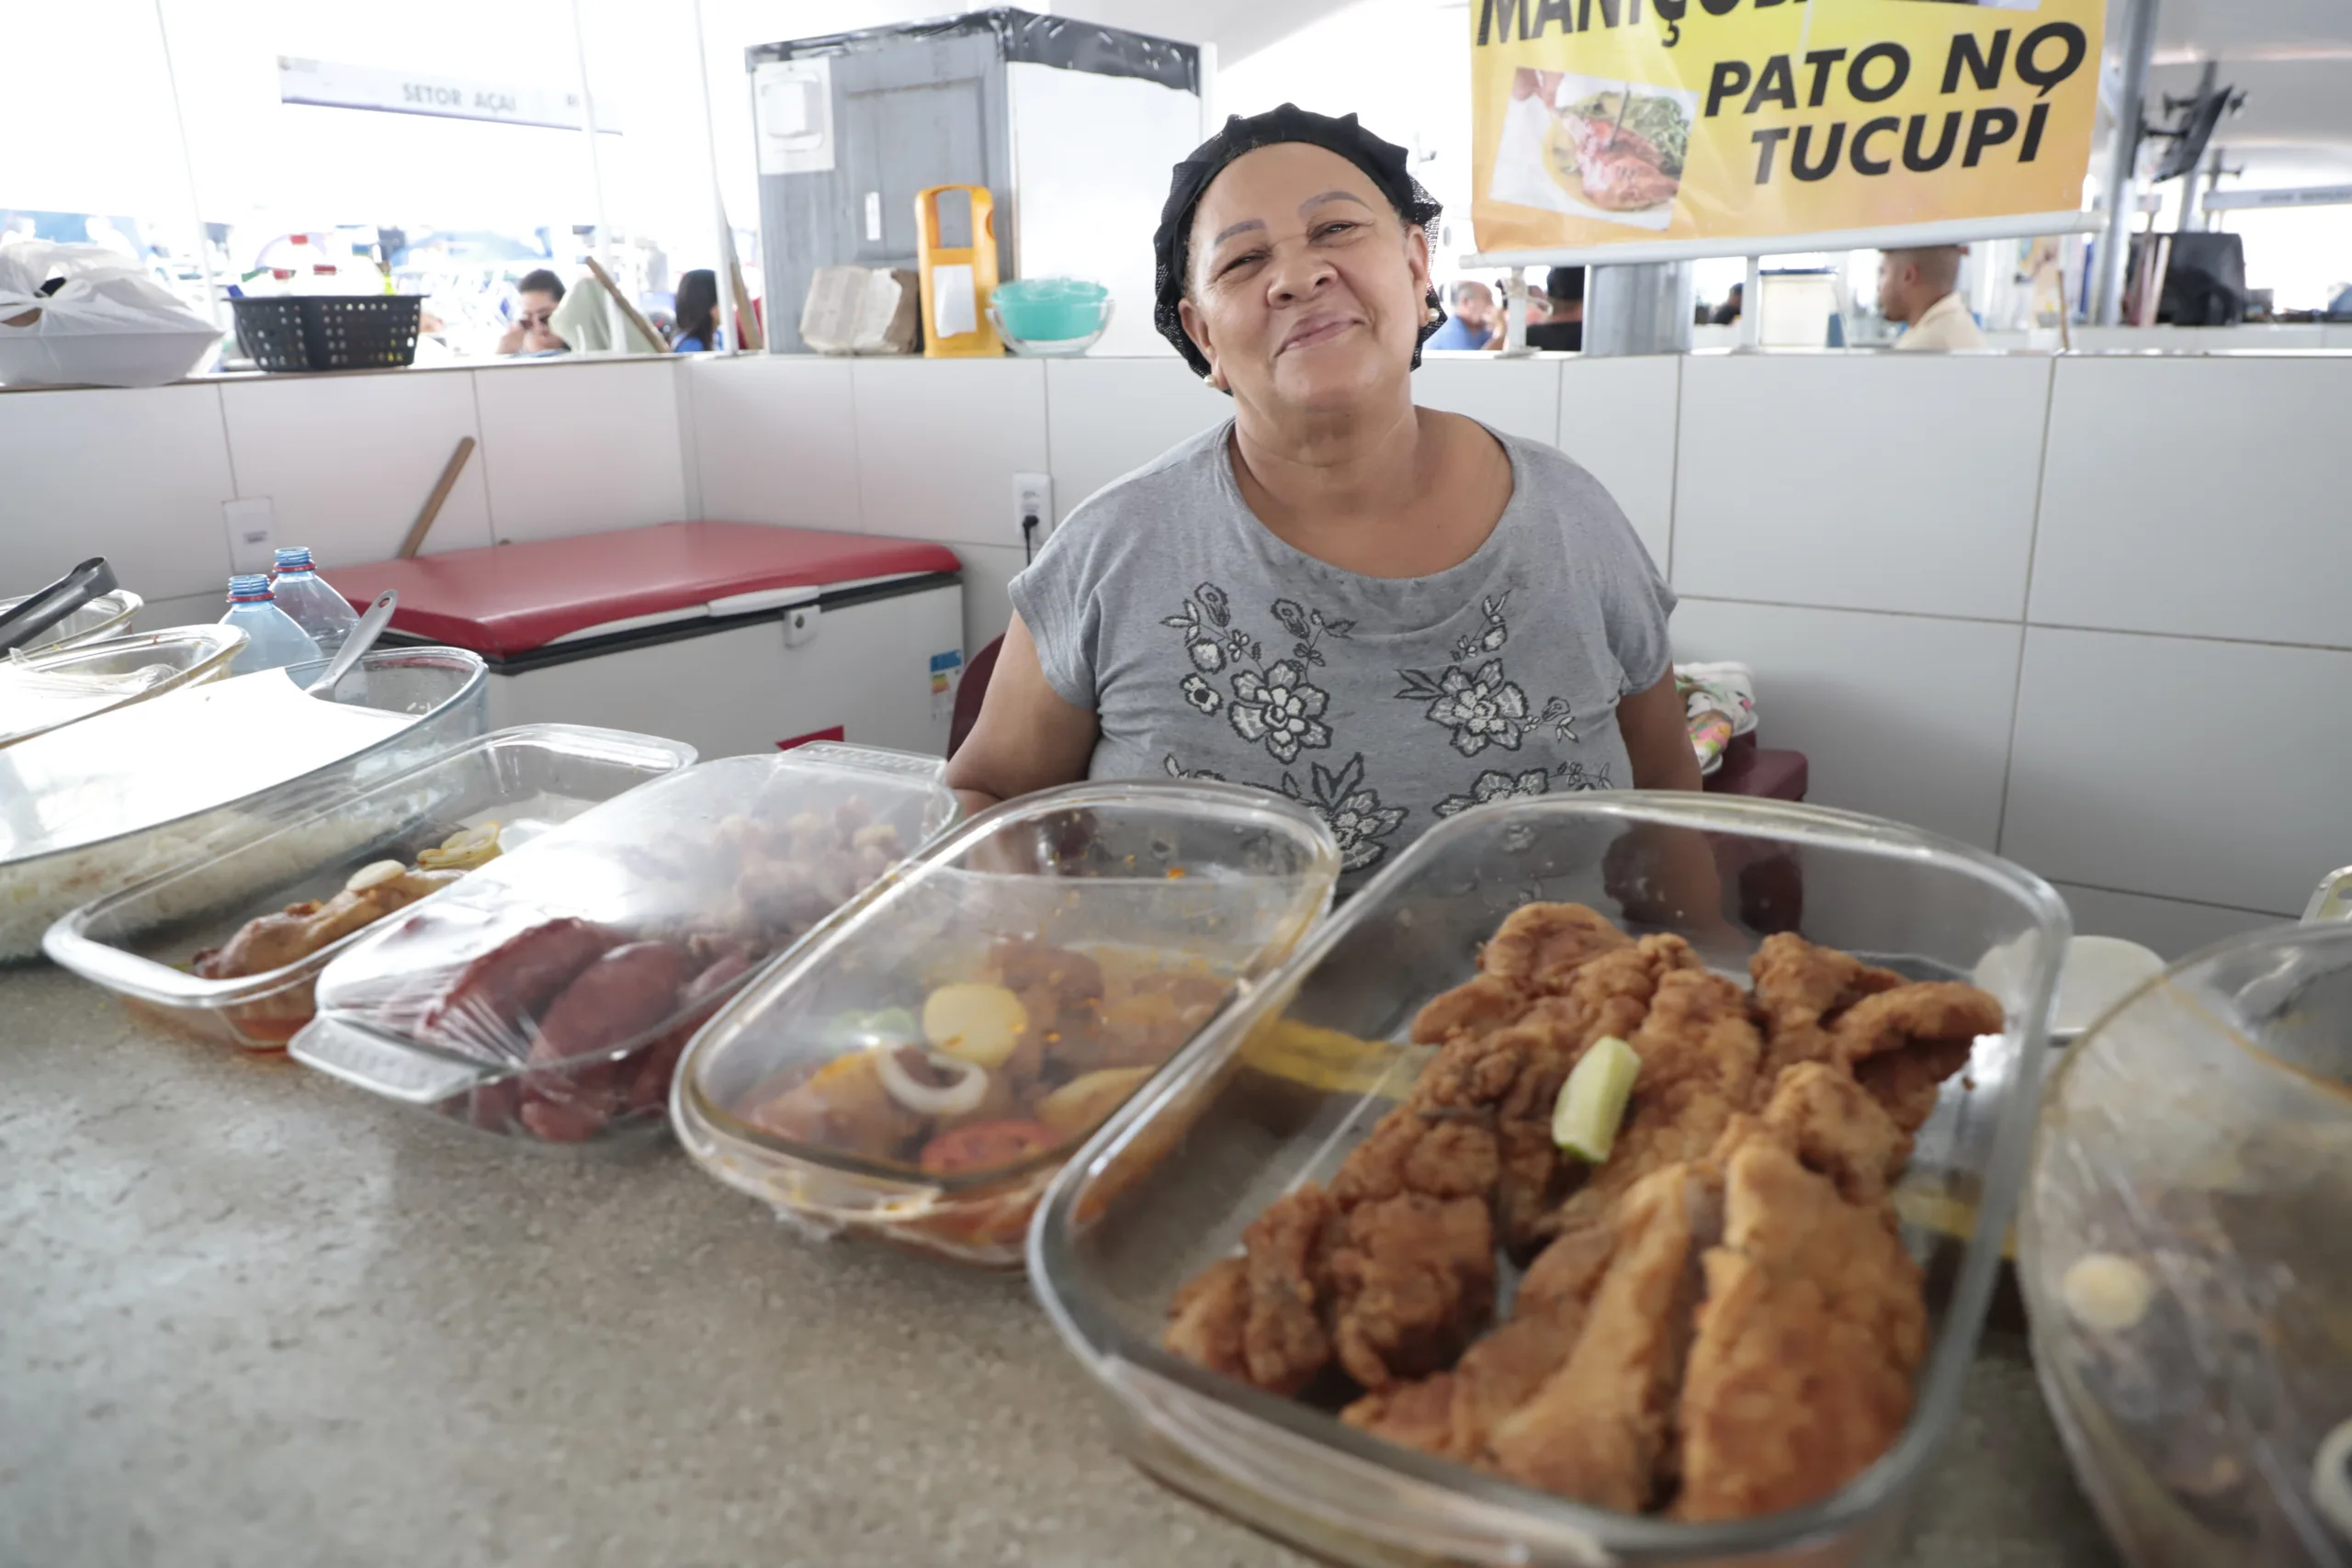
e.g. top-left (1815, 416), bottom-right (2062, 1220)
top-left (219, 575), bottom-right (322, 676)
top-left (267, 547), bottom-right (359, 658)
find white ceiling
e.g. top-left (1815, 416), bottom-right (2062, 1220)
top-left (1052, 0), bottom-right (1358, 67)
top-left (2129, 0), bottom-right (2352, 186)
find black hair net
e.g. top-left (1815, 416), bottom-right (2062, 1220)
top-left (1151, 104), bottom-right (1446, 386)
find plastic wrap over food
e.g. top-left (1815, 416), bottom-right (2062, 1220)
top-left (297, 746), bottom-right (956, 1144)
top-left (2024, 922), bottom-right (2352, 1568)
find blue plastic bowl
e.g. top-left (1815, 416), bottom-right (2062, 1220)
top-left (993, 278), bottom-right (1110, 343)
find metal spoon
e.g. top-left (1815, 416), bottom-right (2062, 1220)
top-left (306, 590), bottom-right (398, 697)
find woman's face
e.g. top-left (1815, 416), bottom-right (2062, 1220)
top-left (1178, 141), bottom-right (1431, 418)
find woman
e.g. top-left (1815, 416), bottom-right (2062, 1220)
top-left (671, 268), bottom-right (718, 353)
top-left (948, 105), bottom-right (1697, 885)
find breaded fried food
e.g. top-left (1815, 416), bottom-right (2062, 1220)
top-left (1749, 1061), bottom-right (1913, 1205)
top-left (1159, 1187), bottom-right (1340, 1397)
top-left (1489, 1165), bottom-right (1720, 1512)
top-left (1830, 981), bottom-right (2004, 1134)
top-left (1480, 902), bottom-right (1634, 993)
top-left (1328, 1192), bottom-right (1498, 1388)
top-left (1549, 966), bottom-right (1760, 1241)
top-left (1673, 1137), bottom-right (1927, 1523)
top-left (1749, 932), bottom-right (1905, 1079)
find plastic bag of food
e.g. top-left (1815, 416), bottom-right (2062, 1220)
top-left (291, 746), bottom-right (956, 1145)
top-left (0, 236), bottom-right (221, 388)
top-left (2023, 921), bottom-right (2352, 1568)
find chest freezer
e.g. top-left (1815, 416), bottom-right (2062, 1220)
top-left (332, 523), bottom-right (964, 761)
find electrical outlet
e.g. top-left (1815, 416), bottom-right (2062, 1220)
top-left (1012, 472), bottom-right (1053, 546)
top-left (222, 497), bottom-right (276, 575)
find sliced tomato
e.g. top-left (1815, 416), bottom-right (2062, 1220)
top-left (917, 1119), bottom-right (1063, 1175)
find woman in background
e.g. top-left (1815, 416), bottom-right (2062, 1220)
top-left (671, 268), bottom-right (719, 352)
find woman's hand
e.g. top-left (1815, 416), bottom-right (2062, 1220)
top-left (944, 615), bottom-right (1100, 819)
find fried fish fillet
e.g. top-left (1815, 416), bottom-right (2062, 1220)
top-left (1673, 1136), bottom-right (1927, 1523)
top-left (1830, 981), bottom-right (2005, 1134)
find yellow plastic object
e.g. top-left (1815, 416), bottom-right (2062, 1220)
top-left (914, 185), bottom-right (1002, 358)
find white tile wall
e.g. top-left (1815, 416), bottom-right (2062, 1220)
top-left (684, 355), bottom-right (863, 532)
top-left (470, 359), bottom-right (687, 544)
top-left (1672, 354), bottom-right (2052, 620)
top-left (1672, 597), bottom-right (2024, 849)
top-left (954, 542), bottom-right (1028, 660)
top-left (2051, 881), bottom-right (2285, 963)
top-left (2030, 356), bottom-right (2352, 649)
top-left (1414, 355), bottom-right (1562, 447)
top-left (1043, 357), bottom-right (1226, 525)
top-left (0, 384), bottom-right (232, 601)
top-left (1558, 355), bottom-right (1679, 574)
top-left (218, 373), bottom-right (492, 567)
top-left (2003, 627), bottom-right (2348, 916)
top-left (852, 358), bottom-right (1047, 547)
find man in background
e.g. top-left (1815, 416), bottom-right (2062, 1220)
top-left (1710, 280), bottom-right (1743, 326)
top-left (498, 268), bottom-right (568, 355)
top-left (1879, 244), bottom-right (1987, 351)
top-left (1426, 280), bottom-right (1503, 350)
top-left (1525, 265), bottom-right (1583, 352)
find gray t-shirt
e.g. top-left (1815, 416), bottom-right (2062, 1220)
top-left (1009, 419), bottom-right (1676, 886)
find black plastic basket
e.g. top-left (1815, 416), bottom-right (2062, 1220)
top-left (230, 295), bottom-right (423, 372)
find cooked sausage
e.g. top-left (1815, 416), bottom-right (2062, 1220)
top-left (526, 941), bottom-right (698, 1067)
top-left (624, 948), bottom-right (763, 1112)
top-left (421, 917), bottom-right (616, 1056)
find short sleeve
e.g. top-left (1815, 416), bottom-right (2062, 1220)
top-left (1007, 533), bottom-right (1102, 712)
top-left (1549, 454), bottom-right (1676, 695)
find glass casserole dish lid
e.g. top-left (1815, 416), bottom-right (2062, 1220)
top-left (673, 780), bottom-right (1341, 1268)
top-left (0, 646), bottom-right (488, 962)
top-left (1026, 795), bottom-right (2069, 1567)
top-left (291, 744), bottom-right (957, 1145)
top-left (2023, 919), bottom-right (2352, 1568)
top-left (0, 624), bottom-right (249, 749)
top-left (42, 724), bottom-right (697, 1050)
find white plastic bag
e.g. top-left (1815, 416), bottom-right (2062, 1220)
top-left (0, 236), bottom-right (221, 388)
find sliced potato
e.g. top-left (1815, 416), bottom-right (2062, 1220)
top-left (1036, 1065), bottom-right (1155, 1136)
top-left (345, 859), bottom-right (409, 894)
top-left (922, 983), bottom-right (1030, 1068)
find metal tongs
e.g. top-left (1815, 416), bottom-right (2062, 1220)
top-left (0, 557), bottom-right (117, 655)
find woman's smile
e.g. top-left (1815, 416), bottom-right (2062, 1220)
top-left (1278, 311), bottom-right (1365, 355)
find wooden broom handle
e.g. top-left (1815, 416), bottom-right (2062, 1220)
top-left (398, 436), bottom-right (475, 559)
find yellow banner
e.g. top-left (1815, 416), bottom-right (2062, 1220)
top-left (1470, 0), bottom-right (2104, 258)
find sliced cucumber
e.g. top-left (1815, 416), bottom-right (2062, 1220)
top-left (1552, 1034), bottom-right (1640, 1163)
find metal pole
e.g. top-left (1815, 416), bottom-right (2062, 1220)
top-left (150, 0), bottom-right (228, 354)
top-left (691, 0), bottom-right (734, 355)
top-left (2197, 146), bottom-right (2227, 231)
top-left (2177, 62), bottom-right (2217, 232)
top-left (569, 0), bottom-right (625, 352)
top-left (2094, 0), bottom-right (2158, 326)
top-left (1740, 254), bottom-right (1761, 347)
top-left (1584, 263), bottom-right (1693, 356)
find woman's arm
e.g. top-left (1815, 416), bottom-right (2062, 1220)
top-left (1618, 671), bottom-right (1702, 792)
top-left (944, 615), bottom-right (1101, 818)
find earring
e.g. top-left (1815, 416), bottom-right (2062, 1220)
top-left (1426, 304), bottom-right (1442, 323)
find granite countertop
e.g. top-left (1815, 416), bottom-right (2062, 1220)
top-left (1, 964), bottom-right (2120, 1568)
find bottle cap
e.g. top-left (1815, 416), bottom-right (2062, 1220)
top-left (274, 547), bottom-right (314, 570)
top-left (227, 573), bottom-right (273, 602)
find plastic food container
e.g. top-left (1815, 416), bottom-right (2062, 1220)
top-left (1029, 795), bottom-right (2069, 1567)
top-left (989, 278), bottom-right (1113, 356)
top-left (43, 724), bottom-right (695, 1049)
top-left (2022, 920), bottom-right (2352, 1568)
top-left (0, 587), bottom-right (142, 652)
top-left (1, 625), bottom-right (248, 749)
top-left (673, 781), bottom-right (1340, 1269)
top-left (290, 745), bottom-right (957, 1145)
top-left (0, 647), bottom-right (487, 962)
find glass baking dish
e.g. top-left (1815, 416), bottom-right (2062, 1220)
top-left (1, 625), bottom-right (249, 749)
top-left (673, 781), bottom-right (1341, 1269)
top-left (1028, 794), bottom-right (2069, 1566)
top-left (2022, 921), bottom-right (2352, 1568)
top-left (0, 587), bottom-right (142, 652)
top-left (290, 744), bottom-right (958, 1145)
top-left (43, 724), bottom-right (696, 1050)
top-left (0, 647), bottom-right (487, 962)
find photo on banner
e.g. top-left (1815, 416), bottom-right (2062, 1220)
top-left (1470, 0), bottom-right (2104, 260)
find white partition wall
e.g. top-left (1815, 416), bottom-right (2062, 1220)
top-left (6, 347), bottom-right (2346, 956)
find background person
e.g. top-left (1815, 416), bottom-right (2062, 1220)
top-left (1879, 244), bottom-right (1988, 351)
top-left (672, 268), bottom-right (719, 352)
top-left (497, 268), bottom-right (568, 355)
top-left (1424, 279), bottom-right (1501, 350)
top-left (1525, 265), bottom-right (1584, 351)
